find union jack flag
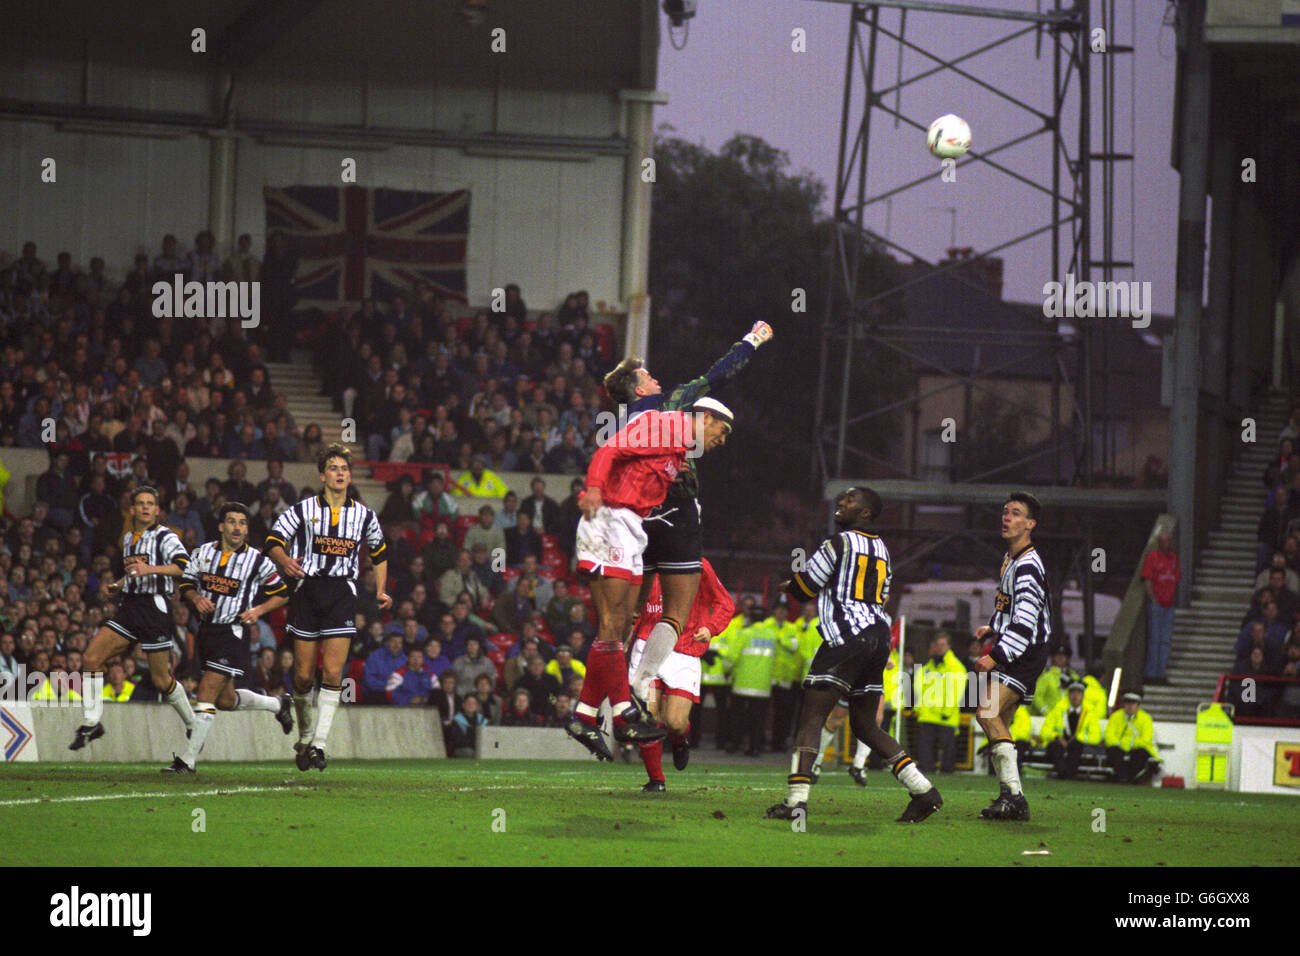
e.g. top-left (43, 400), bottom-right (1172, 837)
top-left (263, 185), bottom-right (470, 305)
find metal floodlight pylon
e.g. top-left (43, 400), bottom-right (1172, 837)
top-left (804, 0), bottom-right (1134, 669)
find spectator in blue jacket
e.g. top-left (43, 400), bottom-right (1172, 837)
top-left (423, 637), bottom-right (453, 680)
top-left (449, 694), bottom-right (489, 757)
top-left (387, 648), bottom-right (433, 706)
top-left (165, 491), bottom-right (205, 543)
top-left (1235, 611), bottom-right (1288, 671)
top-left (363, 633), bottom-right (406, 705)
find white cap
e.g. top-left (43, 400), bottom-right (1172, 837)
top-left (692, 396), bottom-right (735, 425)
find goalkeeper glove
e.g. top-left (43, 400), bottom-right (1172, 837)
top-left (701, 649), bottom-right (720, 666)
top-left (743, 321), bottom-right (773, 348)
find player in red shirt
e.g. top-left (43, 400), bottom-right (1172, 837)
top-left (566, 399), bottom-right (735, 759)
top-left (628, 557), bottom-right (734, 790)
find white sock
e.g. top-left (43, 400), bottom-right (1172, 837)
top-left (312, 686), bottom-right (342, 750)
top-left (853, 739), bottom-right (870, 769)
top-left (182, 704), bottom-right (216, 768)
top-left (992, 740), bottom-right (1023, 796)
top-left (165, 678), bottom-right (195, 731)
top-left (632, 619), bottom-right (681, 693)
top-left (787, 780), bottom-right (811, 806)
top-left (889, 752), bottom-right (932, 797)
top-left (811, 725), bottom-right (836, 775)
top-left (234, 689), bottom-right (281, 713)
top-left (82, 673), bottom-right (104, 725)
top-left (294, 689), bottom-right (317, 747)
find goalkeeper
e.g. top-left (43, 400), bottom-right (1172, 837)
top-left (602, 321), bottom-right (774, 703)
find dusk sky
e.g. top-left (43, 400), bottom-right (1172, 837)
top-left (656, 0), bottom-right (1182, 316)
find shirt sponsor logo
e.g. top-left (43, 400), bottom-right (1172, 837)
top-left (312, 536), bottom-right (357, 557)
top-left (200, 573), bottom-right (240, 596)
top-left (994, 590), bottom-right (1011, 613)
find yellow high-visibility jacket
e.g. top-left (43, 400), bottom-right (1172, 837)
top-left (914, 650), bottom-right (967, 728)
top-left (1040, 699), bottom-right (1102, 746)
top-left (1009, 705), bottom-right (1033, 743)
top-left (1103, 707), bottom-right (1159, 758)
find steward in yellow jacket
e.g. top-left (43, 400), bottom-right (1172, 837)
top-left (1032, 646), bottom-right (1080, 716)
top-left (1041, 682), bottom-right (1102, 779)
top-left (1104, 692), bottom-right (1160, 783)
top-left (913, 633), bottom-right (967, 774)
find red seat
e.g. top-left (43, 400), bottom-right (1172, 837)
top-left (453, 513), bottom-right (479, 547)
top-left (537, 566), bottom-right (561, 582)
top-left (541, 534), bottom-right (560, 551)
top-left (487, 632), bottom-right (515, 652)
top-left (486, 647), bottom-right (506, 678)
top-left (456, 316), bottom-right (473, 333)
top-left (569, 584), bottom-right (591, 603)
top-left (541, 551), bottom-right (566, 571)
top-left (346, 658), bottom-right (366, 703)
top-left (502, 566), bottom-right (522, 583)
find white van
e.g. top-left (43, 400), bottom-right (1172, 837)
top-left (895, 579), bottom-right (1121, 666)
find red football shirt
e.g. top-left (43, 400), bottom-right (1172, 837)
top-left (1141, 548), bottom-right (1181, 608)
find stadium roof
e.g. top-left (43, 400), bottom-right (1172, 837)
top-left (1, 0), bottom-right (653, 90)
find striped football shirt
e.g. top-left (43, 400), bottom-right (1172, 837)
top-left (178, 542), bottom-right (287, 624)
top-left (987, 544), bottom-right (1052, 664)
top-left (265, 492), bottom-right (386, 579)
top-left (119, 524), bottom-right (189, 596)
top-left (789, 529), bottom-right (891, 646)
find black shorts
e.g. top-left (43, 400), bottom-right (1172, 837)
top-left (991, 643), bottom-right (1049, 706)
top-left (106, 594), bottom-right (175, 653)
top-left (803, 622), bottom-right (891, 698)
top-left (642, 497), bottom-right (702, 574)
top-left (197, 622), bottom-right (250, 678)
top-left (287, 577), bottom-right (358, 642)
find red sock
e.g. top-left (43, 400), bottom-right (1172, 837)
top-left (578, 641), bottom-right (626, 726)
top-left (601, 643), bottom-right (634, 717)
top-left (668, 720), bottom-right (690, 746)
top-left (576, 643), bottom-right (612, 726)
top-left (640, 739), bottom-right (665, 782)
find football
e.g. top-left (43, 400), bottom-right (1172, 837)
top-left (926, 113), bottom-right (972, 159)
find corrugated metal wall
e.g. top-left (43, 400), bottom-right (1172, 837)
top-left (0, 59), bottom-right (626, 308)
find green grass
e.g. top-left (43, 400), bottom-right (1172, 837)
top-left (1, 759), bottom-right (1295, 866)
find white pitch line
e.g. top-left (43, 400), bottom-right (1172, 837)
top-left (0, 784), bottom-right (293, 808)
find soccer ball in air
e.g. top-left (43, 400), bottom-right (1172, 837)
top-left (926, 114), bottom-right (971, 159)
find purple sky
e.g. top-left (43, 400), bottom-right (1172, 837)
top-left (656, 0), bottom-right (1182, 315)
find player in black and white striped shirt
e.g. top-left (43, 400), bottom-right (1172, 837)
top-left (264, 443), bottom-right (390, 771)
top-left (766, 487), bottom-right (941, 824)
top-left (71, 485), bottom-right (196, 751)
top-left (162, 502), bottom-right (293, 774)
top-left (972, 491), bottom-right (1052, 821)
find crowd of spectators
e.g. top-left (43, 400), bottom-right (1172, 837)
top-left (1234, 413), bottom-right (1300, 718)
top-left (0, 235), bottom-right (622, 756)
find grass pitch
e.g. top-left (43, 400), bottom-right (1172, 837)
top-left (2, 759), bottom-right (1295, 867)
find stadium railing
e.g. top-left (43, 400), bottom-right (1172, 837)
top-left (1213, 673), bottom-right (1300, 726)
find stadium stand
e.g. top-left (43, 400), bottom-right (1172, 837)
top-left (0, 234), bottom-right (617, 739)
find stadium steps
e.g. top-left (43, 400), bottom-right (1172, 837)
top-left (1141, 392), bottom-right (1290, 722)
top-left (265, 358), bottom-right (385, 504)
